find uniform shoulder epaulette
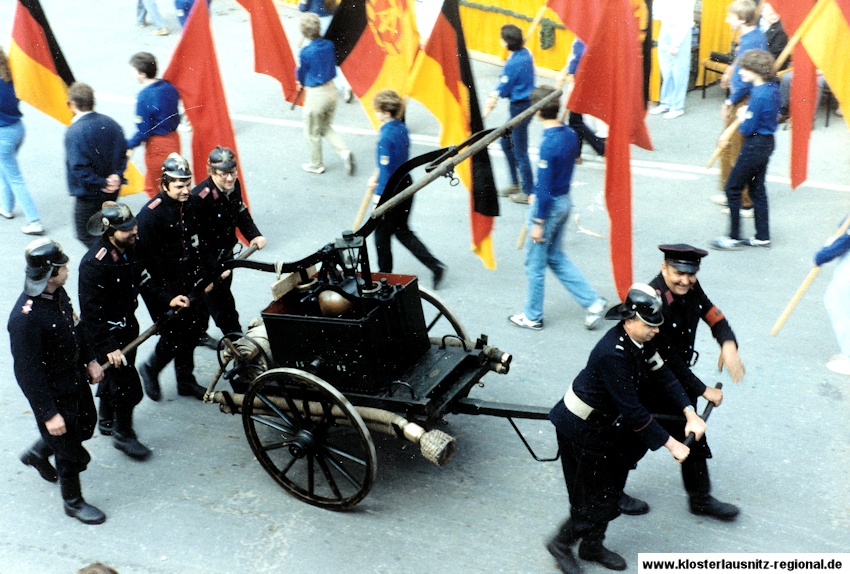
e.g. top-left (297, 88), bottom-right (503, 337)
top-left (95, 247), bottom-right (108, 261)
top-left (199, 187), bottom-right (211, 199)
top-left (147, 198), bottom-right (162, 210)
top-left (21, 299), bottom-right (33, 314)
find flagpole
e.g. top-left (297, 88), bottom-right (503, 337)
top-left (706, 118), bottom-right (741, 168)
top-left (353, 186), bottom-right (374, 230)
top-left (525, 5), bottom-right (549, 42)
top-left (371, 89), bottom-right (563, 221)
top-left (771, 215), bottom-right (850, 336)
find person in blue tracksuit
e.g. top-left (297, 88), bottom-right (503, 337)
top-left (483, 24), bottom-right (535, 204)
top-left (711, 50), bottom-right (780, 251)
top-left (368, 90), bottom-right (445, 289)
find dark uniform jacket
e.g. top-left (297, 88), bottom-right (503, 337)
top-left (78, 236), bottom-right (173, 360)
top-left (549, 323), bottom-right (691, 453)
top-left (136, 192), bottom-right (209, 316)
top-left (191, 178), bottom-right (261, 263)
top-left (8, 288), bottom-right (96, 423)
top-left (64, 111), bottom-right (128, 198)
top-left (647, 273), bottom-right (736, 405)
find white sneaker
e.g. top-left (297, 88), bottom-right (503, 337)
top-left (0, 208), bottom-right (14, 219)
top-left (720, 207), bottom-right (754, 218)
top-left (711, 194), bottom-right (728, 207)
top-left (826, 355), bottom-right (850, 375)
top-left (709, 237), bottom-right (742, 251)
top-left (663, 110), bottom-right (684, 120)
top-left (649, 106), bottom-right (669, 115)
top-left (584, 297), bottom-right (608, 330)
top-left (302, 163), bottom-right (325, 174)
top-left (741, 237), bottom-right (771, 248)
top-left (508, 313), bottom-right (543, 331)
top-left (21, 221), bottom-right (44, 235)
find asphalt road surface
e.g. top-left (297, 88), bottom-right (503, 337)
top-left (1, 1), bottom-right (848, 572)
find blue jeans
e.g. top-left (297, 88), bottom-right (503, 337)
top-left (0, 120), bottom-right (41, 222)
top-left (657, 28), bottom-right (692, 113)
top-left (523, 194), bottom-right (598, 322)
top-left (725, 134), bottom-right (773, 241)
top-left (137, 0), bottom-right (166, 28)
top-left (500, 100), bottom-right (534, 194)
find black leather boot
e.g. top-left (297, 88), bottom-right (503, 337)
top-left (60, 474), bottom-right (106, 525)
top-left (618, 492), bottom-right (650, 515)
top-left (98, 399), bottom-right (114, 436)
top-left (20, 439), bottom-right (57, 483)
top-left (140, 351), bottom-right (170, 402)
top-left (113, 408), bottom-right (152, 461)
top-left (175, 353), bottom-right (206, 400)
top-left (546, 520), bottom-right (583, 574)
top-left (684, 456), bottom-right (739, 521)
top-left (578, 527), bottom-right (627, 571)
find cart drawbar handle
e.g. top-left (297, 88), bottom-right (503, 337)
top-left (683, 382), bottom-right (722, 447)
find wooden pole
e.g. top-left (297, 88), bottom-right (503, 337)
top-left (352, 186), bottom-right (374, 231)
top-left (771, 216), bottom-right (850, 336)
top-left (524, 5), bottom-right (548, 42)
top-left (706, 118), bottom-right (741, 168)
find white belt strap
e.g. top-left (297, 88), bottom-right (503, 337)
top-left (564, 384), bottom-right (595, 421)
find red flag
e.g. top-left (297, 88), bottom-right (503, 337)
top-left (545, 0), bottom-right (604, 44)
top-left (548, 0), bottom-right (653, 299)
top-left (8, 0), bottom-right (74, 124)
top-left (162, 0), bottom-right (248, 211)
top-left (235, 0), bottom-right (299, 105)
top-left (407, 0), bottom-right (499, 269)
top-left (325, 0), bottom-right (420, 129)
top-left (771, 0), bottom-right (817, 189)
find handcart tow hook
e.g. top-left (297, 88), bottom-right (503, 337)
top-left (507, 418), bottom-right (559, 462)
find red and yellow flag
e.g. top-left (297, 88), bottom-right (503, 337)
top-left (325, 0), bottom-right (420, 129)
top-left (8, 0), bottom-right (74, 125)
top-left (235, 0), bottom-right (299, 105)
top-left (548, 0), bottom-right (653, 299)
top-left (407, 0), bottom-right (499, 269)
top-left (797, 0), bottom-right (850, 130)
top-left (770, 0), bottom-right (817, 189)
top-left (9, 0), bottom-right (144, 195)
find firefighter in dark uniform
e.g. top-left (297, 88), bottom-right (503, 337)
top-left (78, 202), bottom-right (190, 459)
top-left (546, 284), bottom-right (707, 574)
top-left (136, 153), bottom-right (210, 401)
top-left (620, 244), bottom-right (743, 521)
top-left (9, 238), bottom-right (107, 524)
top-left (192, 146), bottom-right (265, 337)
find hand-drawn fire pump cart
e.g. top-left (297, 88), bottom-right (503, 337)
top-left (144, 91), bottom-right (567, 510)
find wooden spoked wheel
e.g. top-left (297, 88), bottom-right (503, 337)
top-left (242, 368), bottom-right (377, 510)
top-left (418, 287), bottom-right (469, 343)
